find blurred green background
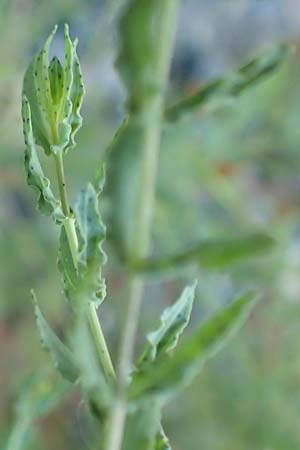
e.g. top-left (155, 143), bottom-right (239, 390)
top-left (2, 0), bottom-right (300, 448)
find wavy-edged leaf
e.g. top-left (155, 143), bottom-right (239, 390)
top-left (166, 44), bottom-right (289, 121)
top-left (139, 282), bottom-right (196, 366)
top-left (22, 97), bottom-right (63, 222)
top-left (68, 38), bottom-right (85, 149)
top-left (75, 182), bottom-right (107, 305)
top-left (135, 233), bottom-right (275, 274)
top-left (57, 224), bottom-right (79, 298)
top-left (22, 27), bottom-right (57, 155)
top-left (130, 291), bottom-right (257, 400)
top-left (22, 24), bottom-right (85, 155)
top-left (32, 291), bottom-right (79, 383)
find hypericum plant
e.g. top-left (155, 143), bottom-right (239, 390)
top-left (7, 2), bottom-right (289, 449)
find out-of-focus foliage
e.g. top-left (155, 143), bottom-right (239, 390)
top-left (2, 0), bottom-right (300, 449)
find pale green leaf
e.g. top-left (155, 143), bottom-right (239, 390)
top-left (22, 27), bottom-right (57, 155)
top-left (117, 0), bottom-right (168, 114)
top-left (75, 183), bottom-right (107, 305)
top-left (48, 56), bottom-right (64, 107)
top-left (135, 233), bottom-right (275, 273)
top-left (106, 0), bottom-right (177, 259)
top-left (105, 120), bottom-right (143, 259)
top-left (122, 401), bottom-right (162, 450)
top-left (32, 291), bottom-right (79, 383)
top-left (139, 283), bottom-right (196, 366)
top-left (130, 291), bottom-right (257, 400)
top-left (22, 97), bottom-right (64, 222)
top-left (5, 370), bottom-right (70, 450)
top-left (72, 320), bottom-right (112, 421)
top-left (154, 427), bottom-right (171, 450)
top-left (57, 224), bottom-right (79, 298)
top-left (22, 24), bottom-right (85, 155)
top-left (166, 44), bottom-right (289, 121)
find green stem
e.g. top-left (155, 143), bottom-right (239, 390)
top-left (88, 301), bottom-right (116, 383)
top-left (54, 152), bottom-right (115, 384)
top-left (104, 2), bottom-right (179, 449)
top-left (55, 152), bottom-right (69, 217)
top-left (5, 414), bottom-right (30, 450)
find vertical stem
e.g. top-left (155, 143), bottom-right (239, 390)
top-left (88, 301), bottom-right (116, 383)
top-left (55, 152), bottom-right (70, 217)
top-left (5, 415), bottom-right (30, 450)
top-left (54, 152), bottom-right (115, 384)
top-left (105, 2), bottom-right (179, 449)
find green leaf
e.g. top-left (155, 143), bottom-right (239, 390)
top-left (105, 120), bottom-right (144, 259)
top-left (48, 56), bottom-right (64, 107)
top-left (117, 0), bottom-right (169, 114)
top-left (154, 427), bottom-right (171, 450)
top-left (5, 370), bottom-right (71, 450)
top-left (130, 291), bottom-right (257, 400)
top-left (165, 44), bottom-right (289, 121)
top-left (57, 224), bottom-right (79, 298)
top-left (22, 97), bottom-right (64, 222)
top-left (72, 320), bottom-right (112, 421)
top-left (134, 233), bottom-right (275, 273)
top-left (106, 0), bottom-right (177, 259)
top-left (22, 27), bottom-right (57, 155)
top-left (22, 24), bottom-right (85, 155)
top-left (75, 183), bottom-right (107, 305)
top-left (32, 291), bottom-right (79, 383)
top-left (139, 282), bottom-right (196, 366)
top-left (122, 401), bottom-right (162, 450)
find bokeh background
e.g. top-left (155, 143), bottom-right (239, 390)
top-left (2, 0), bottom-right (300, 448)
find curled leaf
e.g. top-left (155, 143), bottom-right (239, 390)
top-left (139, 282), bottom-right (197, 366)
top-left (22, 96), bottom-right (63, 222)
top-left (75, 183), bottom-right (107, 306)
top-left (22, 24), bottom-right (85, 155)
top-left (130, 291), bottom-right (257, 400)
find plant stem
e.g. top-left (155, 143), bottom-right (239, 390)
top-left (88, 301), bottom-right (116, 383)
top-left (104, 2), bottom-right (179, 449)
top-left (54, 152), bottom-right (115, 384)
top-left (55, 152), bottom-right (70, 217)
top-left (5, 414), bottom-right (30, 450)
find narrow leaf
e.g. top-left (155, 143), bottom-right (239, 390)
top-left (105, 0), bottom-right (177, 258)
top-left (139, 282), bottom-right (197, 365)
top-left (130, 291), bottom-right (257, 399)
top-left (166, 44), bottom-right (289, 121)
top-left (72, 320), bottom-right (112, 421)
top-left (135, 233), bottom-right (275, 273)
top-left (105, 121), bottom-right (144, 258)
top-left (22, 24), bottom-right (85, 156)
top-left (57, 224), bottom-right (79, 298)
top-left (22, 97), bottom-right (64, 222)
top-left (75, 183), bottom-right (107, 305)
top-left (32, 291), bottom-right (79, 383)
